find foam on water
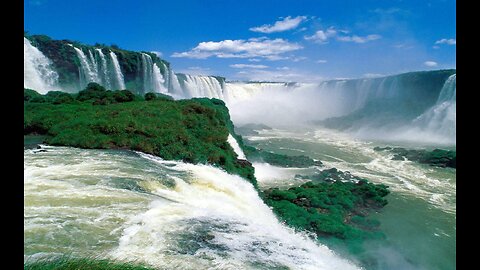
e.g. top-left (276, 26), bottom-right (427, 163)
top-left (24, 146), bottom-right (361, 270)
top-left (227, 134), bottom-right (246, 160)
top-left (111, 152), bottom-right (361, 269)
top-left (242, 127), bottom-right (456, 214)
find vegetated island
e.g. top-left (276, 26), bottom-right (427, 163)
top-left (374, 146), bottom-right (456, 168)
top-left (24, 84), bottom-right (389, 269)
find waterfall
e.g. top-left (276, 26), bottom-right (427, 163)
top-left (73, 46), bottom-right (100, 88)
top-left (24, 37), bottom-right (59, 93)
top-left (168, 71), bottom-right (184, 97)
top-left (109, 52), bottom-right (126, 90)
top-left (141, 53), bottom-right (167, 93)
top-left (411, 74), bottom-right (456, 142)
top-left (180, 75), bottom-right (225, 99)
top-left (227, 134), bottom-right (246, 159)
top-left (96, 49), bottom-right (112, 89)
top-left (72, 46), bottom-right (125, 90)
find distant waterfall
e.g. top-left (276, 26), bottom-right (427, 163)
top-left (141, 53), bottom-right (167, 93)
top-left (73, 46), bottom-right (99, 88)
top-left (179, 75), bottom-right (225, 99)
top-left (96, 49), bottom-right (112, 89)
top-left (24, 37), bottom-right (59, 93)
top-left (412, 74), bottom-right (456, 142)
top-left (169, 71), bottom-right (185, 97)
top-left (72, 46), bottom-right (125, 90)
top-left (110, 52), bottom-right (126, 90)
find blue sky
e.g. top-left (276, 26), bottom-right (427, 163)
top-left (24, 0), bottom-right (456, 82)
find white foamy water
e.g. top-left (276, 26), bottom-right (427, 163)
top-left (24, 37), bottom-right (59, 93)
top-left (227, 134), bottom-right (246, 160)
top-left (241, 127), bottom-right (456, 214)
top-left (24, 146), bottom-right (361, 270)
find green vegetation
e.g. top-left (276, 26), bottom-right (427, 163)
top-left (263, 173), bottom-right (389, 260)
top-left (144, 92), bottom-right (174, 101)
top-left (263, 178), bottom-right (389, 240)
top-left (374, 146), bottom-right (456, 168)
top-left (243, 144), bottom-right (323, 167)
top-left (24, 87), bottom-right (256, 187)
top-left (24, 256), bottom-right (155, 270)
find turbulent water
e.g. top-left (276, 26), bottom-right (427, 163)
top-left (24, 37), bottom-right (59, 93)
top-left (24, 146), bottom-right (360, 270)
top-left (242, 127), bottom-right (456, 270)
top-left (24, 39), bottom-right (455, 269)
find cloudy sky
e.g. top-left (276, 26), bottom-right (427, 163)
top-left (24, 0), bottom-right (456, 82)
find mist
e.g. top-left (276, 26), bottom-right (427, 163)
top-left (226, 83), bottom-right (352, 128)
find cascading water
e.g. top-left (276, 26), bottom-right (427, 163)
top-left (179, 75), bottom-right (225, 99)
top-left (96, 49), bottom-right (112, 89)
top-left (227, 134), bottom-right (246, 159)
top-left (72, 46), bottom-right (125, 90)
top-left (141, 53), bottom-right (167, 93)
top-left (169, 71), bottom-right (185, 98)
top-left (73, 46), bottom-right (100, 88)
top-left (24, 37), bottom-right (59, 93)
top-left (410, 74), bottom-right (456, 143)
top-left (109, 51), bottom-right (126, 90)
top-left (24, 146), bottom-right (361, 270)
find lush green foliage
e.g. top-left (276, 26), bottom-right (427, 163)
top-left (24, 256), bottom-right (155, 270)
top-left (24, 89), bottom-right (257, 187)
top-left (24, 88), bottom-right (43, 101)
top-left (374, 146), bottom-right (456, 168)
top-left (263, 178), bottom-right (389, 240)
top-left (144, 92), bottom-right (174, 101)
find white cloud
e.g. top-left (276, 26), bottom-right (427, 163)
top-left (151, 51), bottom-right (163, 57)
top-left (277, 66), bottom-right (290, 70)
top-left (316, 59), bottom-right (327, 63)
top-left (248, 58), bottom-right (261, 62)
top-left (250, 16), bottom-right (307, 33)
top-left (291, 56), bottom-right (307, 62)
top-left (230, 64), bottom-right (269, 69)
top-left (304, 28), bottom-right (337, 44)
top-left (305, 28), bottom-right (380, 44)
top-left (424, 61), bottom-right (438, 67)
top-left (435, 38), bottom-right (456, 45)
top-left (337, 34), bottom-right (381, 43)
top-left (172, 38), bottom-right (302, 60)
top-left (432, 46), bottom-right (440, 49)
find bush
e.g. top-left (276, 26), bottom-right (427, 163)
top-left (45, 91), bottom-right (75, 104)
top-left (76, 82), bottom-right (107, 101)
top-left (144, 92), bottom-right (157, 101)
top-left (24, 88), bottom-right (42, 101)
top-left (113, 90), bottom-right (135, 102)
